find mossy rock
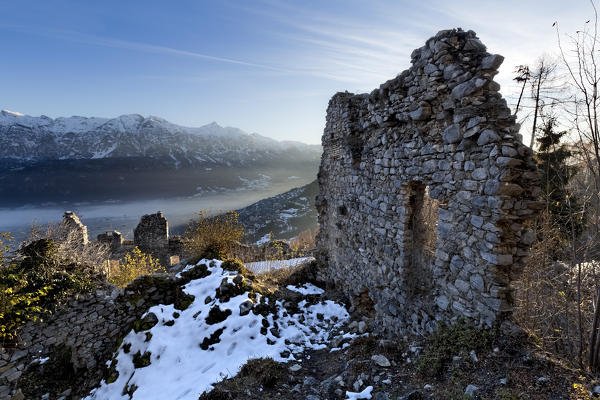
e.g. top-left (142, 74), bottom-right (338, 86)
top-left (132, 351), bottom-right (152, 368)
top-left (200, 327), bottom-right (225, 350)
top-left (122, 383), bottom-right (138, 397)
top-left (205, 305), bottom-right (232, 325)
top-left (132, 312), bottom-right (159, 333)
top-left (174, 293), bottom-right (195, 311)
top-left (239, 357), bottom-right (285, 388)
top-left (179, 263), bottom-right (211, 283)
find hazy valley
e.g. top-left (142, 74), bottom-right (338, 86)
top-left (0, 110), bottom-right (320, 243)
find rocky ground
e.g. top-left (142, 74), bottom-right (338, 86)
top-left (6, 260), bottom-right (597, 400)
top-left (201, 284), bottom-right (597, 400)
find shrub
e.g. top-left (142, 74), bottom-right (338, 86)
top-left (416, 319), bottom-right (493, 377)
top-left (289, 228), bottom-right (318, 257)
top-left (184, 211), bottom-right (244, 261)
top-left (108, 247), bottom-right (165, 288)
top-left (26, 222), bottom-right (110, 272)
top-left (0, 232), bottom-right (11, 267)
top-left (238, 357), bottom-right (284, 388)
top-left (0, 238), bottom-right (97, 345)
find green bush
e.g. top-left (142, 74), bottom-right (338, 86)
top-left (184, 211), bottom-right (244, 261)
top-left (0, 238), bottom-right (97, 345)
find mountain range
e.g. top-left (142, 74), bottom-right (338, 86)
top-left (0, 110), bottom-right (321, 206)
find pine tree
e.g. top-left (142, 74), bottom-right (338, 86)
top-left (536, 117), bottom-right (583, 239)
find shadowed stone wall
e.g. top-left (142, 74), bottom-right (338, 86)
top-left (134, 212), bottom-right (169, 254)
top-left (316, 29), bottom-right (542, 335)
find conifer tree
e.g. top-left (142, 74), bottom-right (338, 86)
top-left (536, 116), bottom-right (582, 239)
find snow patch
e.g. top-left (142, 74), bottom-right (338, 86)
top-left (85, 259), bottom-right (348, 399)
top-left (346, 386), bottom-right (373, 400)
top-left (286, 283), bottom-right (325, 295)
top-left (244, 257), bottom-right (314, 273)
top-left (254, 234), bottom-right (271, 245)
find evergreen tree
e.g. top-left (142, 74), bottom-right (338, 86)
top-left (535, 117), bottom-right (583, 239)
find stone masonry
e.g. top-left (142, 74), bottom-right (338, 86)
top-left (316, 29), bottom-right (542, 335)
top-left (0, 270), bottom-right (201, 399)
top-left (61, 211), bottom-right (89, 246)
top-left (134, 212), bottom-right (169, 255)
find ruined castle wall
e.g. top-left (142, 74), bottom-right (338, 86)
top-left (61, 211), bottom-right (89, 246)
top-left (134, 212), bottom-right (169, 255)
top-left (316, 29), bottom-right (541, 335)
top-left (0, 276), bottom-right (189, 399)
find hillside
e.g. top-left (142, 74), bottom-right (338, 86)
top-left (0, 111), bottom-right (321, 206)
top-left (236, 179), bottom-right (319, 243)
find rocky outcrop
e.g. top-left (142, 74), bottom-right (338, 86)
top-left (316, 29), bottom-right (542, 335)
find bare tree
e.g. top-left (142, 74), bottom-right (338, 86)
top-left (555, 0), bottom-right (600, 370)
top-left (514, 65), bottom-right (530, 115)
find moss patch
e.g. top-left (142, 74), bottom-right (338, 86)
top-left (416, 318), bottom-right (494, 377)
top-left (238, 357), bottom-right (285, 388)
top-left (132, 351), bottom-right (152, 368)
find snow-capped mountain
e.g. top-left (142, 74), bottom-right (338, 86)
top-left (0, 110), bottom-right (321, 206)
top-left (0, 110), bottom-right (320, 167)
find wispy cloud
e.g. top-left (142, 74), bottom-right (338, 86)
top-left (0, 23), bottom-right (285, 72)
top-left (234, 0), bottom-right (439, 89)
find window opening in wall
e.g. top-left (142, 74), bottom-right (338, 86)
top-left (406, 182), bottom-right (440, 297)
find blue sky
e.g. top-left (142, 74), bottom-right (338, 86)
top-left (0, 0), bottom-right (592, 144)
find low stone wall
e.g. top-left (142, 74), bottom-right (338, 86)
top-left (0, 270), bottom-right (199, 399)
top-left (316, 29), bottom-right (541, 336)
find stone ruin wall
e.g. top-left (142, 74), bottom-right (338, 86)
top-left (0, 274), bottom-right (196, 399)
top-left (134, 212), bottom-right (169, 254)
top-left (97, 211), bottom-right (182, 266)
top-left (316, 29), bottom-right (542, 335)
top-left (61, 211), bottom-right (89, 246)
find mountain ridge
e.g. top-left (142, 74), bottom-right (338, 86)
top-left (0, 110), bottom-right (321, 166)
top-left (0, 110), bottom-right (321, 206)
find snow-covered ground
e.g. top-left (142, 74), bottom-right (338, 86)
top-left (287, 283), bottom-right (325, 295)
top-left (85, 259), bottom-right (348, 400)
top-left (244, 257), bottom-right (314, 273)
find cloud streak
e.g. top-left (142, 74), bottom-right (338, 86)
top-left (0, 23), bottom-right (286, 72)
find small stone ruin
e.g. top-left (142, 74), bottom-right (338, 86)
top-left (61, 211), bottom-right (89, 246)
top-left (134, 211), bottom-right (169, 254)
top-left (97, 230), bottom-right (124, 251)
top-left (62, 211), bottom-right (182, 266)
top-left (316, 29), bottom-right (542, 335)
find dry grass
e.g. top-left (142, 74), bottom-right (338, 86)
top-left (184, 211), bottom-right (244, 262)
top-left (289, 227), bottom-right (318, 257)
top-left (514, 212), bottom-right (600, 366)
